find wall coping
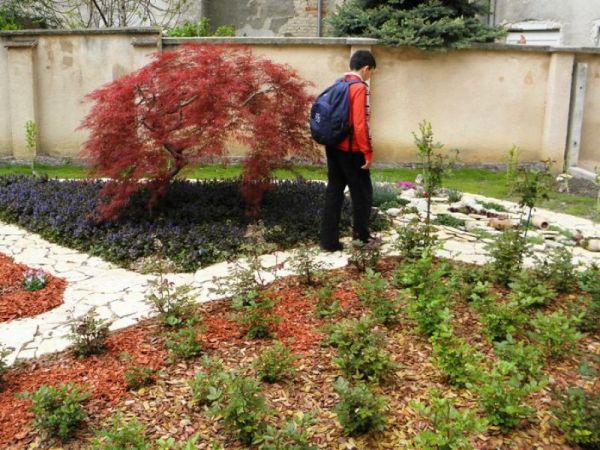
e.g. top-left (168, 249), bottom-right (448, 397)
top-left (1, 29), bottom-right (600, 55)
top-left (162, 36), bottom-right (380, 46)
top-left (0, 27), bottom-right (161, 37)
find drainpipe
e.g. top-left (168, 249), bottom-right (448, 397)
top-left (317, 0), bottom-right (323, 37)
top-left (488, 0), bottom-right (497, 27)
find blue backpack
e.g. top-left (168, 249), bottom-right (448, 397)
top-left (310, 78), bottom-right (362, 147)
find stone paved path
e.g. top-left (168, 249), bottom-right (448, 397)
top-left (1, 193), bottom-right (599, 367)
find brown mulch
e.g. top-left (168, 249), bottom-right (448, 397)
top-left (0, 257), bottom-right (597, 449)
top-left (0, 253), bottom-right (66, 322)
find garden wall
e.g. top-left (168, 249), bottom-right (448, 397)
top-left (0, 29), bottom-right (599, 173)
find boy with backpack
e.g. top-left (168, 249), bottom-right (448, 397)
top-left (311, 50), bottom-right (377, 252)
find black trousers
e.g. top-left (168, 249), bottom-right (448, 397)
top-left (320, 147), bottom-right (373, 248)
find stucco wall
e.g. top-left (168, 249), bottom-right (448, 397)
top-left (0, 43), bottom-right (9, 157)
top-left (371, 46), bottom-right (550, 164)
top-left (0, 31), bottom-right (599, 172)
top-left (495, 0), bottom-right (600, 47)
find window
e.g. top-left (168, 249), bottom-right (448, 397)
top-left (505, 22), bottom-right (561, 46)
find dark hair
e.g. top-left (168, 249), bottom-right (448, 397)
top-left (349, 50), bottom-right (376, 71)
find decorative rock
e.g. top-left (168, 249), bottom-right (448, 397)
top-left (385, 208), bottom-right (402, 217)
top-left (400, 189), bottom-right (417, 199)
top-left (488, 218), bottom-right (516, 230)
top-left (584, 239), bottom-right (600, 252)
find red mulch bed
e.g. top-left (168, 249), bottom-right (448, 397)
top-left (0, 253), bottom-right (66, 322)
top-left (0, 324), bottom-right (166, 447)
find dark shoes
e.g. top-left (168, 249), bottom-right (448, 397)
top-left (320, 242), bottom-right (344, 252)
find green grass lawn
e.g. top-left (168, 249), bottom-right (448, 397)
top-left (1, 163), bottom-right (598, 221)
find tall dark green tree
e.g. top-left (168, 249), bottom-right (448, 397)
top-left (328, 0), bottom-right (505, 51)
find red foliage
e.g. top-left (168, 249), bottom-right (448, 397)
top-left (79, 44), bottom-right (319, 220)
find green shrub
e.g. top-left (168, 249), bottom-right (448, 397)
top-left (211, 374), bottom-right (269, 445)
top-left (326, 315), bottom-right (396, 383)
top-left (166, 17), bottom-right (235, 37)
top-left (91, 414), bottom-right (149, 449)
top-left (469, 361), bottom-right (542, 432)
top-left (555, 388), bottom-right (600, 448)
top-left (288, 245), bottom-right (327, 286)
top-left (164, 322), bottom-right (203, 361)
top-left (394, 219), bottom-right (437, 261)
top-left (479, 300), bottom-right (526, 342)
top-left (145, 275), bottom-right (195, 328)
top-left (466, 281), bottom-right (492, 307)
top-left (372, 183), bottom-right (406, 209)
top-left (156, 435), bottom-right (200, 449)
top-left (69, 310), bottom-right (111, 357)
top-left (447, 189), bottom-right (463, 203)
top-left (479, 200), bottom-right (507, 212)
top-left (433, 213), bottom-right (466, 228)
top-left (21, 383), bottom-right (89, 440)
top-left (189, 357), bottom-right (229, 407)
top-left (411, 389), bottom-right (487, 450)
top-left (315, 283), bottom-right (340, 318)
top-left (579, 264), bottom-right (600, 300)
top-left (532, 247), bottom-right (578, 294)
top-left (333, 377), bottom-right (387, 436)
top-left (430, 321), bottom-right (482, 387)
top-left (254, 341), bottom-right (297, 383)
top-left (528, 311), bottom-right (583, 359)
top-left (257, 413), bottom-right (317, 450)
top-left (508, 271), bottom-right (556, 308)
top-left (493, 335), bottom-right (543, 383)
top-left (0, 343), bottom-right (10, 385)
top-left (232, 291), bottom-right (279, 339)
top-left (407, 290), bottom-right (451, 337)
top-left (355, 269), bottom-right (400, 325)
top-left (124, 365), bottom-right (156, 390)
top-left (348, 239), bottom-right (382, 272)
top-left (486, 229), bottom-right (528, 287)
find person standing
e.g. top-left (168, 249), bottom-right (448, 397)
top-left (320, 50), bottom-right (376, 252)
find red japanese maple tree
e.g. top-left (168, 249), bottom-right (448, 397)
top-left (79, 44), bottom-right (319, 220)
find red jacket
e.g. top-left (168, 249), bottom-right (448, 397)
top-left (336, 73), bottom-right (373, 162)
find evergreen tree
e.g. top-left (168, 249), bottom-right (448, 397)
top-left (328, 0), bottom-right (505, 51)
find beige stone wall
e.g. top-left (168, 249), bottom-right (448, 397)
top-left (0, 31), bottom-right (599, 172)
top-left (0, 43), bottom-right (10, 157)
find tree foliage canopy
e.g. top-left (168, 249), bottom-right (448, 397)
top-left (328, 0), bottom-right (506, 51)
top-left (79, 44), bottom-right (319, 220)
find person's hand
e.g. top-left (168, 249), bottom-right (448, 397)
top-left (361, 159), bottom-right (372, 170)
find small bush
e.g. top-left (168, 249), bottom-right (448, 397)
top-left (232, 291), bottom-right (279, 339)
top-left (479, 300), bottom-right (527, 342)
top-left (430, 321), bottom-right (482, 387)
top-left (326, 315), bottom-right (396, 383)
top-left (469, 361), bottom-right (542, 432)
top-left (493, 335), bottom-right (543, 383)
top-left (532, 247), bottom-right (578, 294)
top-left (315, 283), bottom-right (340, 318)
top-left (69, 310), bottom-right (111, 357)
top-left (189, 357), bottom-right (229, 407)
top-left (164, 322), bottom-right (203, 361)
top-left (555, 388), bottom-right (600, 448)
top-left (211, 374), bottom-right (269, 445)
top-left (21, 383), bottom-right (89, 440)
top-left (91, 414), bottom-right (149, 449)
top-left (124, 365), bottom-right (156, 391)
top-left (288, 245), bottom-right (327, 286)
top-left (528, 311), bottom-right (583, 359)
top-left (254, 341), bottom-right (297, 383)
top-left (479, 200), bottom-right (507, 212)
top-left (407, 289), bottom-right (451, 337)
top-left (486, 229), bottom-right (528, 287)
top-left (447, 189), bottom-right (463, 203)
top-left (508, 271), bottom-right (556, 308)
top-left (411, 390), bottom-right (487, 449)
top-left (156, 435), bottom-right (200, 449)
top-left (145, 276), bottom-right (195, 328)
top-left (333, 377), bottom-right (387, 436)
top-left (394, 219), bottom-right (437, 261)
top-left (355, 269), bottom-right (400, 325)
top-left (372, 184), bottom-right (405, 209)
top-left (579, 264), bottom-right (600, 300)
top-left (433, 213), bottom-right (466, 228)
top-left (348, 239), bottom-right (382, 272)
top-left (258, 413), bottom-right (317, 450)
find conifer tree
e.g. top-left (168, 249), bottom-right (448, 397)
top-left (329, 0), bottom-right (505, 51)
